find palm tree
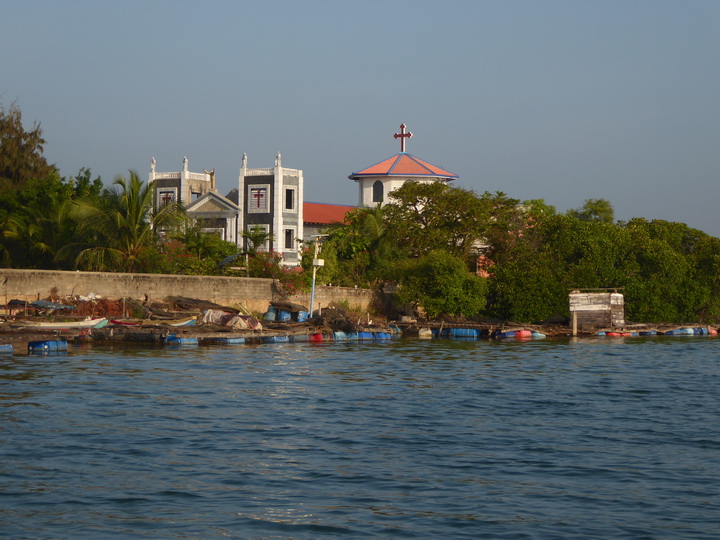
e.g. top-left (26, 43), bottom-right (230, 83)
top-left (1, 197), bottom-right (73, 269)
top-left (242, 225), bottom-right (274, 255)
top-left (72, 171), bottom-right (186, 272)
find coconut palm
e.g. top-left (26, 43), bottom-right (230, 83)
top-left (72, 171), bottom-right (186, 272)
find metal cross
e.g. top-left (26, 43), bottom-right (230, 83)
top-left (393, 123), bottom-right (413, 152)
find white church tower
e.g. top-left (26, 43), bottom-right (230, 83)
top-left (237, 152), bottom-right (304, 266)
top-left (348, 124), bottom-right (458, 207)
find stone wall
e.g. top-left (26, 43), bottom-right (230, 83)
top-left (0, 269), bottom-right (377, 314)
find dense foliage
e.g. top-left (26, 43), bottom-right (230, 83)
top-left (394, 250), bottom-right (488, 319)
top-left (313, 183), bottom-right (720, 324)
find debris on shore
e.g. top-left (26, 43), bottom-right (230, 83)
top-left (1, 294), bottom-right (717, 355)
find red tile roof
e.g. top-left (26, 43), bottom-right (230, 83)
top-left (304, 202), bottom-right (356, 225)
top-left (349, 152), bottom-right (458, 180)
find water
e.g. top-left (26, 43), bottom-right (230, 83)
top-left (1, 337), bottom-right (719, 539)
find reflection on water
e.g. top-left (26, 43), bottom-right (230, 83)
top-left (1, 338), bottom-right (719, 538)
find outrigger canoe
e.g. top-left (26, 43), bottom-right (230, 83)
top-left (11, 317), bottom-right (108, 330)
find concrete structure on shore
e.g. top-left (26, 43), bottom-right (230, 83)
top-left (0, 269), bottom-right (377, 315)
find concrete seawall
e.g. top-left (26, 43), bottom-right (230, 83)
top-left (0, 269), bottom-right (377, 314)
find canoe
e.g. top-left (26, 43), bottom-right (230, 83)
top-left (110, 317), bottom-right (197, 327)
top-left (12, 317), bottom-right (108, 330)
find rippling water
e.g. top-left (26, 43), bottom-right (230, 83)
top-left (1, 337), bottom-right (719, 538)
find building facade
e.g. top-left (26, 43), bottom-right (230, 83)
top-left (237, 152), bottom-right (304, 266)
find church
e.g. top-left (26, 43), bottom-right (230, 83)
top-left (148, 124), bottom-right (457, 265)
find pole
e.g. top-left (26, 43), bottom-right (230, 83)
top-left (310, 265), bottom-right (318, 318)
top-left (308, 235), bottom-right (327, 318)
top-left (309, 238), bottom-right (320, 317)
top-left (572, 311), bottom-right (578, 337)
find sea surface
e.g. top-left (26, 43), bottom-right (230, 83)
top-left (1, 336), bottom-right (719, 539)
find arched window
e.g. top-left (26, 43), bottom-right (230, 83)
top-left (372, 180), bottom-right (384, 203)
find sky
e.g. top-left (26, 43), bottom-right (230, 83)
top-left (2, 0), bottom-right (719, 236)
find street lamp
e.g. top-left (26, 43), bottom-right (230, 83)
top-left (309, 234), bottom-right (328, 317)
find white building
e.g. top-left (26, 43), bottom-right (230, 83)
top-left (348, 124), bottom-right (458, 206)
top-left (149, 156), bottom-right (240, 244)
top-left (236, 152), bottom-right (304, 266)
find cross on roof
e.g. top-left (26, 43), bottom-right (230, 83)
top-left (393, 123), bottom-right (413, 152)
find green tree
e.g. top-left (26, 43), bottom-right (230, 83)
top-left (385, 182), bottom-right (523, 268)
top-left (65, 167), bottom-right (103, 200)
top-left (0, 103), bottom-right (56, 189)
top-left (72, 171), bottom-right (186, 272)
top-left (395, 250), bottom-right (488, 319)
top-left (567, 198), bottom-right (614, 223)
top-left (3, 191), bottom-right (80, 269)
top-left (621, 219), bottom-right (718, 323)
top-left (317, 204), bottom-right (398, 286)
top-left (0, 169), bottom-right (104, 269)
top-left (242, 225), bottom-right (274, 255)
top-left (178, 223), bottom-right (238, 263)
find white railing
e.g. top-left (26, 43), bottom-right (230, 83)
top-left (153, 172), bottom-right (181, 180)
top-left (244, 167), bottom-right (300, 176)
top-left (186, 172), bottom-right (208, 181)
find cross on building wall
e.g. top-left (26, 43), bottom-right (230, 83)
top-left (394, 123), bottom-right (413, 152)
top-left (160, 192), bottom-right (173, 206)
top-left (251, 188), bottom-right (266, 209)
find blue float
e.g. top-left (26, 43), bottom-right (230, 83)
top-left (449, 328), bottom-right (478, 339)
top-left (28, 340), bottom-right (69, 353)
top-left (202, 337), bottom-right (246, 345)
top-left (165, 335), bottom-right (198, 346)
top-left (262, 335), bottom-right (290, 344)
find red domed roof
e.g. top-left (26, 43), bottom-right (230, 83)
top-left (349, 152), bottom-right (458, 181)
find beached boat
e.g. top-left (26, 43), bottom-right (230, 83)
top-left (109, 317), bottom-right (197, 327)
top-left (11, 317), bottom-right (108, 330)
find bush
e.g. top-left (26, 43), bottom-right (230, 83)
top-left (395, 250), bottom-right (487, 319)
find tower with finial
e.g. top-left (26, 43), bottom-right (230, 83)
top-left (348, 124), bottom-right (458, 207)
top-left (237, 152), bottom-right (304, 265)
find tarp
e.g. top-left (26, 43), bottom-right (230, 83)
top-left (30, 300), bottom-right (75, 311)
top-left (202, 309), bottom-right (262, 331)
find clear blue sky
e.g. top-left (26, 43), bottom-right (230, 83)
top-left (3, 0), bottom-right (719, 236)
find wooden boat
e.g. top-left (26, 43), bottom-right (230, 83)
top-left (11, 317), bottom-right (108, 330)
top-left (109, 317), bottom-right (197, 327)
